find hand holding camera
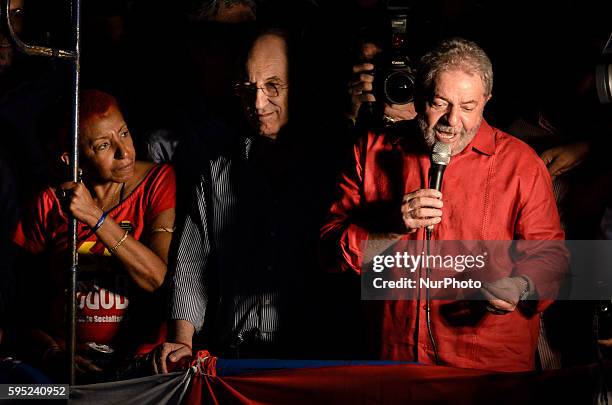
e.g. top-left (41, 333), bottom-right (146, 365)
top-left (348, 60), bottom-right (376, 122)
top-left (347, 8), bottom-right (417, 127)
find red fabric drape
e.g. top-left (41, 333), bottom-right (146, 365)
top-left (188, 362), bottom-right (603, 405)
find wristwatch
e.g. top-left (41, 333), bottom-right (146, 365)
top-left (516, 276), bottom-right (531, 300)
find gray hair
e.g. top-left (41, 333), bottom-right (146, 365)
top-left (416, 37), bottom-right (493, 100)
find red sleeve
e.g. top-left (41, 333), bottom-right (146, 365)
top-left (145, 164), bottom-right (176, 223)
top-left (320, 135), bottom-right (371, 275)
top-left (513, 147), bottom-right (568, 312)
top-left (12, 189), bottom-right (56, 254)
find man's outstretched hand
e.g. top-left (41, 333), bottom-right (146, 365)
top-left (151, 342), bottom-right (193, 374)
top-left (481, 277), bottom-right (527, 313)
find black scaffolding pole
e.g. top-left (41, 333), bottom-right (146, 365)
top-left (1, 0), bottom-right (81, 385)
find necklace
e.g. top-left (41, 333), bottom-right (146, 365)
top-left (99, 182), bottom-right (125, 212)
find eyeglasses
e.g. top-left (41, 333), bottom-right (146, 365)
top-left (233, 81), bottom-right (288, 98)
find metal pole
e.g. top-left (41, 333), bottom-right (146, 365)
top-left (67, 0), bottom-right (81, 387)
top-left (1, 0), bottom-right (76, 59)
top-left (1, 0), bottom-right (80, 386)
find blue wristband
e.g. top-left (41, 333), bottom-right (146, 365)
top-left (92, 211), bottom-right (108, 233)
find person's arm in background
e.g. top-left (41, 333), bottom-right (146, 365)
top-left (540, 140), bottom-right (591, 177)
top-left (153, 197), bottom-right (209, 374)
top-left (153, 320), bottom-right (194, 374)
top-left (538, 67), bottom-right (612, 177)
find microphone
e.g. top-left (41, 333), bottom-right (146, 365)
top-left (429, 142), bottom-right (452, 191)
top-left (424, 141), bottom-right (451, 365)
top-left (427, 142), bottom-right (451, 239)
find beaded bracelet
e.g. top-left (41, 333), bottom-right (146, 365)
top-left (92, 211), bottom-right (108, 233)
top-left (109, 230), bottom-right (129, 254)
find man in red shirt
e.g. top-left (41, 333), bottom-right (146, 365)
top-left (321, 37), bottom-right (567, 372)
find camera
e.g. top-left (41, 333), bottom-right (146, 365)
top-left (369, 2), bottom-right (416, 105)
top-left (596, 32), bottom-right (612, 104)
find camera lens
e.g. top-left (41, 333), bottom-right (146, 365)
top-left (384, 70), bottom-right (415, 105)
top-left (596, 62), bottom-right (612, 104)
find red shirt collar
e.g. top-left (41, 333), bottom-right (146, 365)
top-left (468, 119), bottom-right (496, 156)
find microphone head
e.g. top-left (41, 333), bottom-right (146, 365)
top-left (432, 142), bottom-right (452, 165)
